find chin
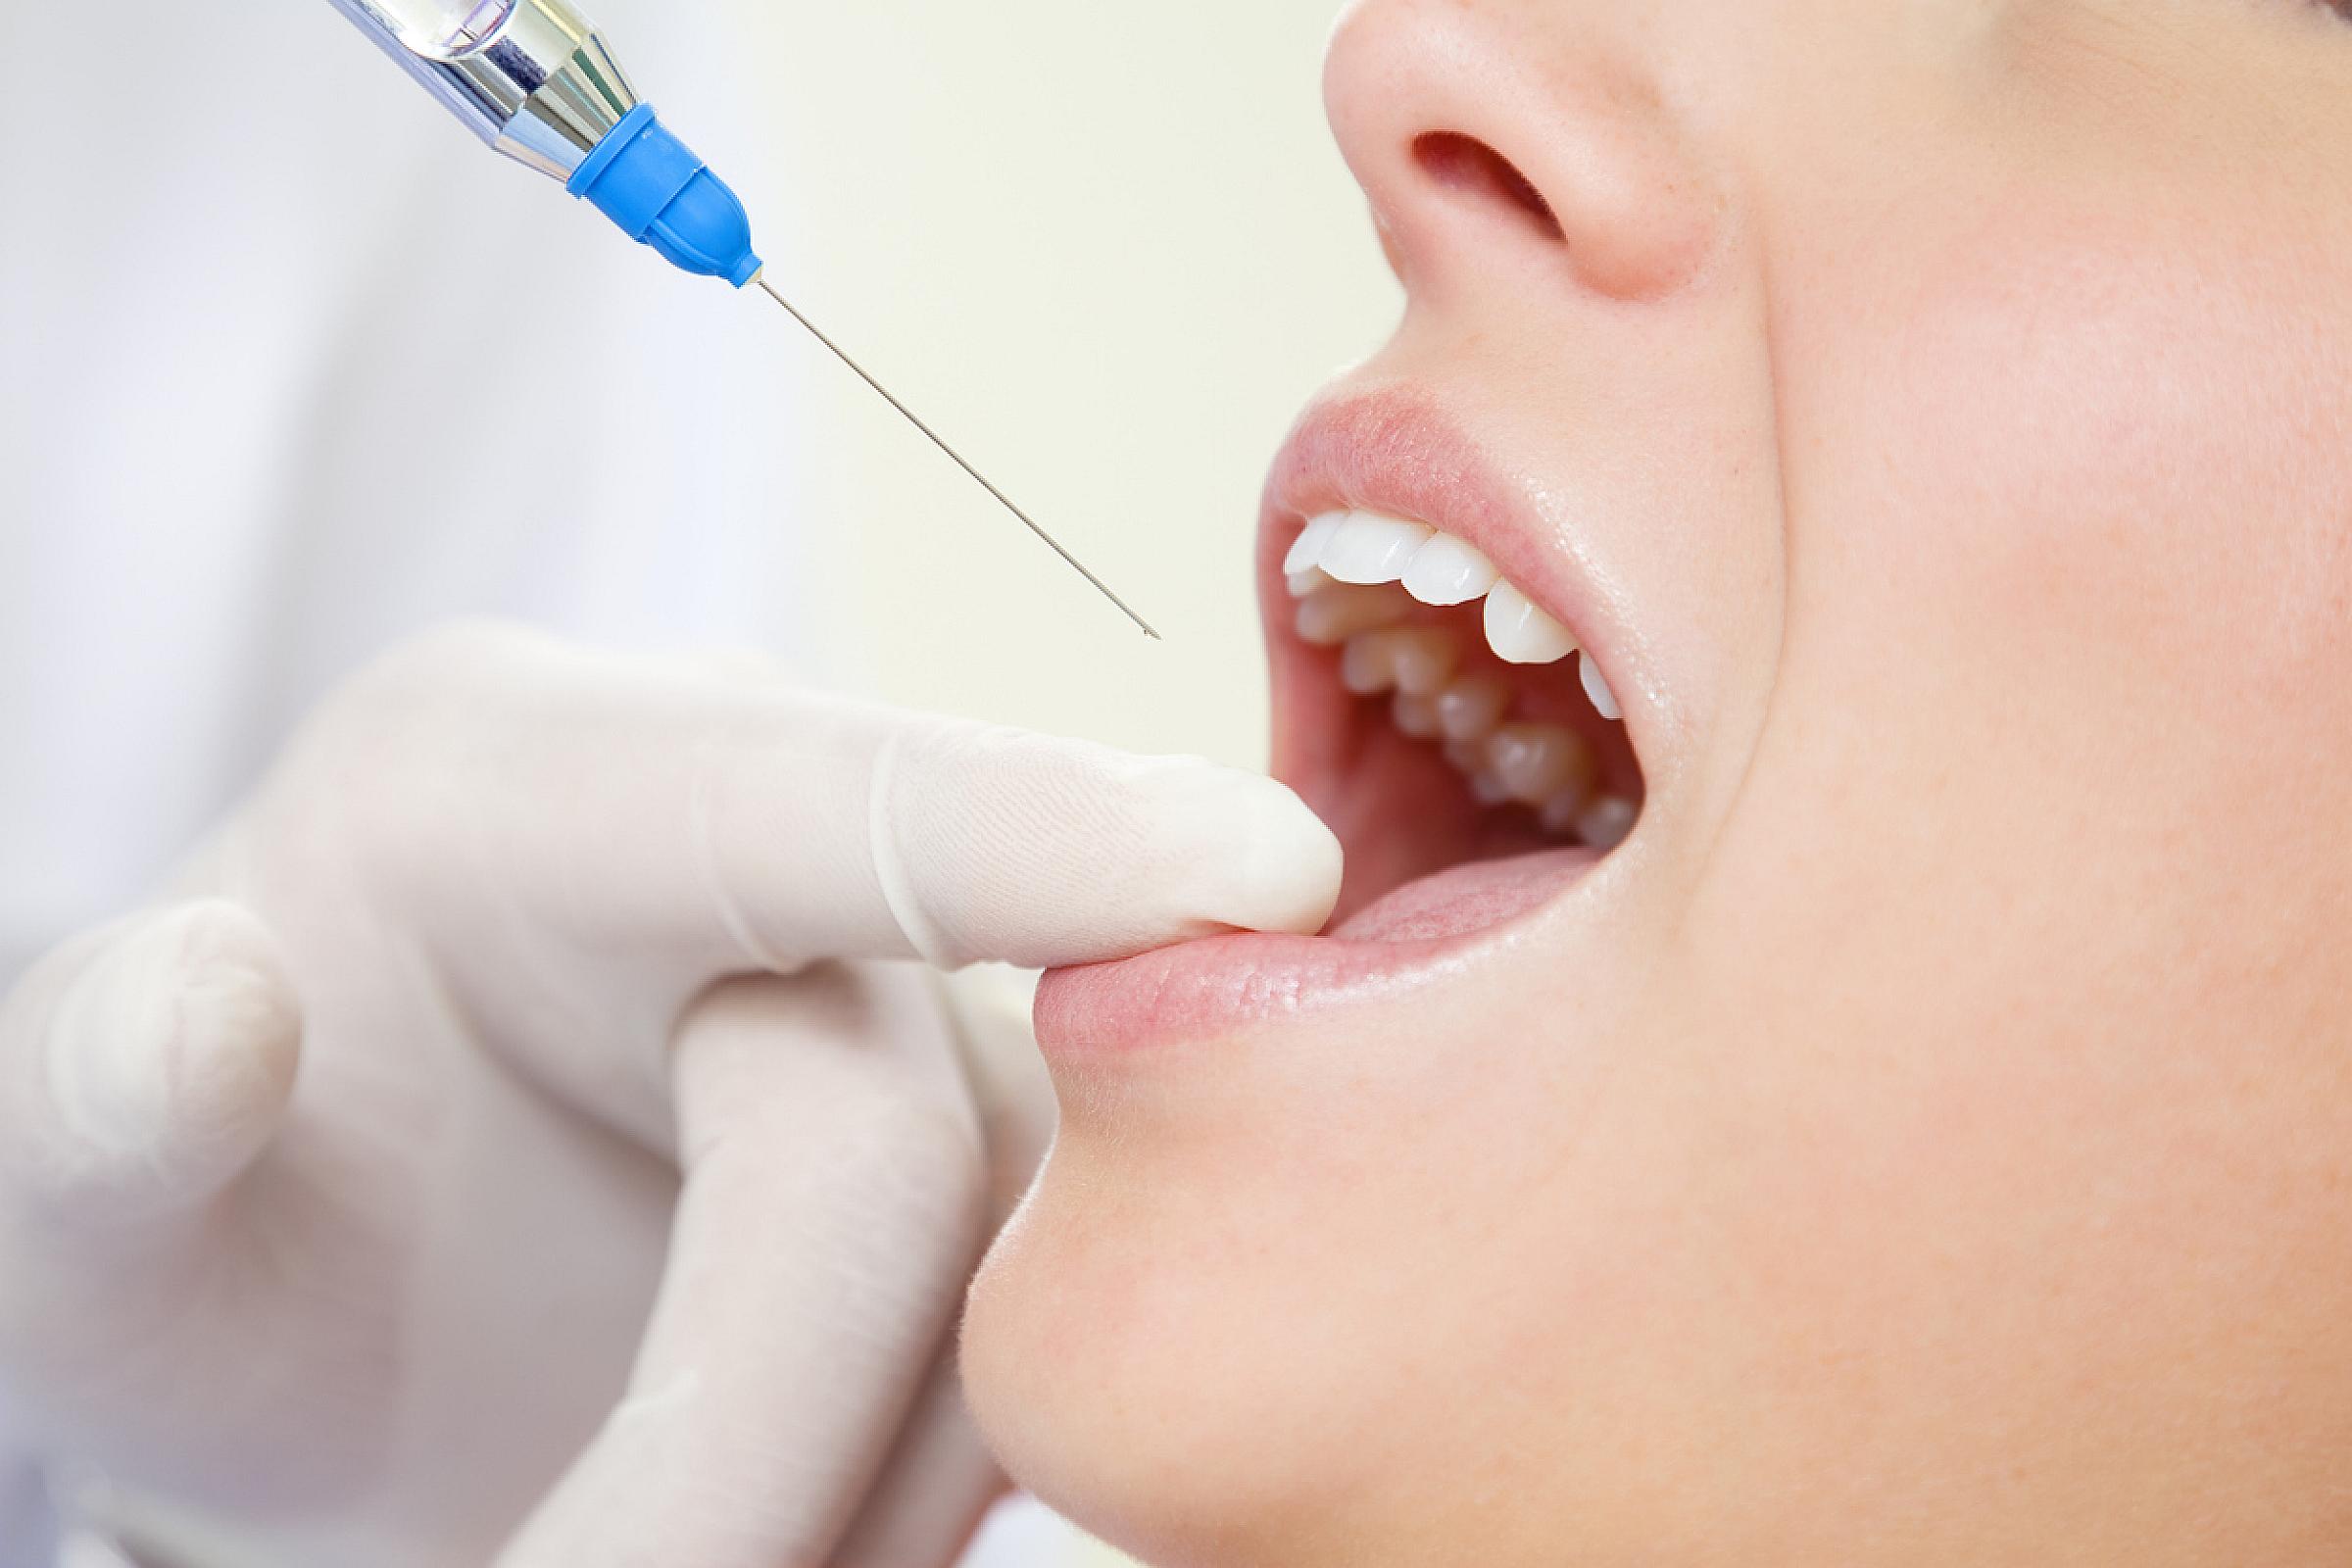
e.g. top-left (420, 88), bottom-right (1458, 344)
top-left (963, 1137), bottom-right (1376, 1568)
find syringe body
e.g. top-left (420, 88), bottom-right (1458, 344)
top-left (322, 0), bottom-right (762, 283)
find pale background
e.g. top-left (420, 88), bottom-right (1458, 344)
top-left (727, 6), bottom-right (1401, 1557)
top-left (722, 0), bottom-right (1400, 760)
top-left (0, 0), bottom-right (1399, 1560)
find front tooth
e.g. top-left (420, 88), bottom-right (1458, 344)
top-left (1577, 796), bottom-right (1638, 852)
top-left (1320, 512), bottom-right (1436, 585)
top-left (1297, 583), bottom-right (1412, 646)
top-left (1401, 533), bottom-right (1501, 607)
top-left (1284, 512), bottom-right (1348, 577)
top-left (1288, 566), bottom-right (1335, 599)
top-left (1579, 652), bottom-right (1623, 721)
top-left (1436, 674), bottom-right (1511, 742)
top-left (1487, 722), bottom-right (1598, 807)
top-left (1484, 581), bottom-right (1577, 665)
top-left (1392, 690), bottom-right (1443, 740)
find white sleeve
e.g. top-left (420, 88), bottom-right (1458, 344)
top-left (0, 1450), bottom-right (58, 1568)
top-left (0, 0), bottom-right (814, 967)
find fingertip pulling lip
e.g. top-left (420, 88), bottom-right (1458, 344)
top-left (1034, 858), bottom-right (1592, 1055)
top-left (1035, 928), bottom-right (1444, 1054)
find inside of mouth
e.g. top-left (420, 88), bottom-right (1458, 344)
top-left (1283, 518), bottom-right (1647, 937)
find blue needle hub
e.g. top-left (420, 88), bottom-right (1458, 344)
top-left (567, 102), bottom-right (763, 287)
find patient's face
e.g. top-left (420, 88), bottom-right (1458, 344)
top-left (966, 2), bottom-right (2352, 1561)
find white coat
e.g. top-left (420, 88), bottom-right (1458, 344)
top-left (0, 0), bottom-right (812, 978)
top-left (0, 2), bottom-right (1093, 1563)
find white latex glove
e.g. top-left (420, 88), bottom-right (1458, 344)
top-left (0, 623), bottom-right (1340, 1568)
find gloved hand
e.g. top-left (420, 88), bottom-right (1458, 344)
top-left (0, 622), bottom-right (1340, 1568)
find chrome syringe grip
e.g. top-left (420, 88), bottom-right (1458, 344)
top-left (323, 0), bottom-right (636, 177)
top-left (322, 0), bottom-right (761, 284)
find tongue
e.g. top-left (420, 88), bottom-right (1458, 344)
top-left (1329, 846), bottom-right (1599, 944)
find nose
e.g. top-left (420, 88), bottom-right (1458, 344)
top-left (1323, 0), bottom-right (1722, 303)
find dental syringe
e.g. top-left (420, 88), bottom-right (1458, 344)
top-left (323, 0), bottom-right (1158, 637)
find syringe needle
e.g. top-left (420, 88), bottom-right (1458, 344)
top-left (753, 274), bottom-right (1162, 641)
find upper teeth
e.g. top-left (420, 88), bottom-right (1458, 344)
top-left (1287, 510), bottom-right (1588, 674)
top-left (1578, 652), bottom-right (1622, 721)
top-left (1285, 508), bottom-right (1637, 852)
top-left (1341, 625), bottom-right (1460, 698)
top-left (1484, 581), bottom-right (1576, 665)
top-left (1316, 513), bottom-right (1435, 585)
top-left (1401, 533), bottom-right (1500, 606)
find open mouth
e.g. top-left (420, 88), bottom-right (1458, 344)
top-left (1262, 389), bottom-right (1648, 950)
top-left (1036, 392), bottom-right (1645, 1049)
top-left (1277, 498), bottom-right (1643, 943)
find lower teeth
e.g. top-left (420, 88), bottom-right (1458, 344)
top-left (1426, 691), bottom-right (1634, 849)
top-left (1487, 721), bottom-right (1599, 808)
top-left (1571, 795), bottom-right (1639, 852)
top-left (1392, 690), bottom-right (1444, 741)
top-left (1299, 589), bottom-right (1638, 852)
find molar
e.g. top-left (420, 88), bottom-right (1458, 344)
top-left (1485, 722), bottom-right (1597, 808)
top-left (1387, 628), bottom-right (1460, 696)
top-left (1443, 738), bottom-right (1514, 808)
top-left (1392, 690), bottom-right (1443, 740)
top-left (1469, 770), bottom-right (1514, 808)
top-left (1577, 796), bottom-right (1638, 852)
top-left (1435, 674), bottom-right (1511, 742)
top-left (1539, 790), bottom-right (1584, 838)
top-left (1341, 633), bottom-right (1399, 695)
top-left (1342, 629), bottom-right (1461, 698)
top-left (1297, 583), bottom-right (1413, 646)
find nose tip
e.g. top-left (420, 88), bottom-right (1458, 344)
top-left (1324, 0), bottom-right (1723, 302)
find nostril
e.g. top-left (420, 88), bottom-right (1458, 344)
top-left (1411, 132), bottom-right (1565, 244)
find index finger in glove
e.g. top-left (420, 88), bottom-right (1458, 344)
top-left (494, 969), bottom-right (985, 1568)
top-left (0, 902), bottom-right (299, 1229)
top-left (316, 623), bottom-right (1342, 978)
top-left (853, 711), bottom-right (1344, 970)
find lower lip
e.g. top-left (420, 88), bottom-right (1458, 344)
top-left (1035, 846), bottom-right (1599, 1053)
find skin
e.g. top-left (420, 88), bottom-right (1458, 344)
top-left (964, 2), bottom-right (2352, 1562)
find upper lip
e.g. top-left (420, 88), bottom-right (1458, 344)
top-left (1259, 388), bottom-right (1621, 672)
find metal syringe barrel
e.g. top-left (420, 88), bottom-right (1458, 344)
top-left (323, 0), bottom-right (763, 285)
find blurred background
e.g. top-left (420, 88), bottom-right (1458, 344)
top-left (1, 0), bottom-right (1402, 963)
top-left (1, 0), bottom-right (1396, 1561)
top-left (751, 1), bottom-right (1403, 755)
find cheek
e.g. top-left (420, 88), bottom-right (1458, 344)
top-left (1903, 232), bottom-right (2352, 670)
top-left (1742, 194), bottom-right (2352, 968)
top-left (1652, 194), bottom-right (2352, 1510)
top-left (1817, 195), bottom-right (2352, 722)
